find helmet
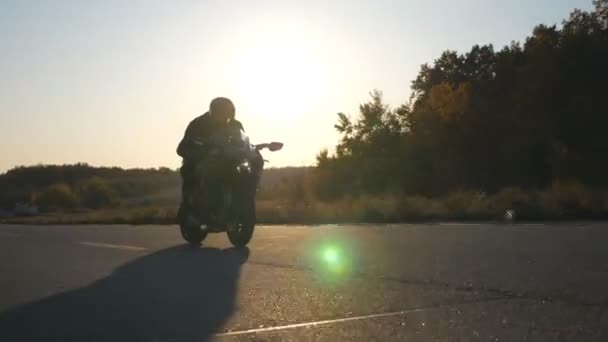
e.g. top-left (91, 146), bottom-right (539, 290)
top-left (209, 97), bottom-right (235, 122)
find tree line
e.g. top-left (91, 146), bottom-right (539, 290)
top-left (0, 163), bottom-right (308, 211)
top-left (0, 164), bottom-right (179, 211)
top-left (310, 1), bottom-right (608, 200)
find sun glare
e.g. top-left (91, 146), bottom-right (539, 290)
top-left (235, 41), bottom-right (325, 120)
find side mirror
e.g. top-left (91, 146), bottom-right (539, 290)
top-left (268, 142), bottom-right (283, 151)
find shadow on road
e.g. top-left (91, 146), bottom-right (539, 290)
top-left (0, 244), bottom-right (249, 342)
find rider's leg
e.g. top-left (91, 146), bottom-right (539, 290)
top-left (250, 151), bottom-right (265, 194)
top-left (180, 163), bottom-right (195, 206)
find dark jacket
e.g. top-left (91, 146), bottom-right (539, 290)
top-left (177, 112), bottom-right (244, 162)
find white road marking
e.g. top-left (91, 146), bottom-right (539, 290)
top-left (258, 235), bottom-right (289, 239)
top-left (215, 310), bottom-right (409, 337)
top-left (215, 299), bottom-right (504, 337)
top-left (438, 223), bottom-right (483, 226)
top-left (255, 243), bottom-right (272, 249)
top-left (79, 241), bottom-right (147, 251)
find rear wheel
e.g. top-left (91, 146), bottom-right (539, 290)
top-left (178, 206), bottom-right (208, 245)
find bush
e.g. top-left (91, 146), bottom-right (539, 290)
top-left (79, 177), bottom-right (120, 209)
top-left (396, 196), bottom-right (441, 220)
top-left (32, 183), bottom-right (79, 211)
top-left (442, 191), bottom-right (481, 220)
top-left (539, 180), bottom-right (598, 218)
top-left (488, 187), bottom-right (539, 219)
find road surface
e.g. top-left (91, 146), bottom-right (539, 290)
top-left (0, 223), bottom-right (607, 341)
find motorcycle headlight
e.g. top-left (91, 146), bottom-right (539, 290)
top-left (237, 160), bottom-right (251, 173)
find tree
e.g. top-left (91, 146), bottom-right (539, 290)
top-left (32, 184), bottom-right (79, 211)
top-left (314, 1), bottom-right (608, 197)
top-left (79, 177), bottom-right (120, 209)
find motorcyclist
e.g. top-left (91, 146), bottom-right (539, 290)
top-left (177, 97), bottom-right (263, 215)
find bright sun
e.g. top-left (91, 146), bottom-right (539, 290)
top-left (235, 42), bottom-right (325, 119)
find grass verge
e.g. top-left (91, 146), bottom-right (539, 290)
top-left (3, 181), bottom-right (608, 225)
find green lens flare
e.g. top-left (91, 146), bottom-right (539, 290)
top-left (323, 247), bottom-right (339, 264)
top-left (310, 239), bottom-right (353, 283)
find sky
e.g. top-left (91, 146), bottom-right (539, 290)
top-left (0, 0), bottom-right (594, 173)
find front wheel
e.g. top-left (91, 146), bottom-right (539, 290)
top-left (227, 222), bottom-right (254, 247)
top-left (226, 199), bottom-right (255, 247)
top-left (178, 206), bottom-right (208, 245)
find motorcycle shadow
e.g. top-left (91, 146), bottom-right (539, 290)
top-left (0, 245), bottom-right (250, 342)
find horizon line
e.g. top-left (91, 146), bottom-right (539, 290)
top-left (1, 162), bottom-right (315, 175)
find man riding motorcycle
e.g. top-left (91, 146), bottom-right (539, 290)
top-left (176, 97), bottom-right (264, 219)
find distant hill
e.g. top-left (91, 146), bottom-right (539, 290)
top-left (0, 163), bottom-right (311, 210)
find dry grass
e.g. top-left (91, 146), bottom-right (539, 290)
top-left (2, 207), bottom-right (178, 225)
top-left (4, 182), bottom-right (608, 225)
top-left (537, 180), bottom-right (602, 218)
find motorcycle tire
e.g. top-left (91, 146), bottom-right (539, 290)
top-left (178, 206), bottom-right (208, 245)
top-left (227, 221), bottom-right (254, 247)
top-left (226, 200), bottom-right (255, 247)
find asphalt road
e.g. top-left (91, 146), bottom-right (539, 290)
top-left (1, 223), bottom-right (607, 341)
